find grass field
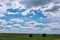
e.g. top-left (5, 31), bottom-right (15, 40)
top-left (0, 33), bottom-right (60, 40)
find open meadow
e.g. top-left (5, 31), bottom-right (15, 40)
top-left (0, 33), bottom-right (60, 40)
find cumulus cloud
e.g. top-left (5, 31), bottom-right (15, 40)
top-left (25, 21), bottom-right (38, 27)
top-left (43, 2), bottom-right (60, 12)
top-left (19, 0), bottom-right (60, 17)
top-left (0, 0), bottom-right (60, 34)
top-left (42, 22), bottom-right (60, 34)
top-left (9, 18), bottom-right (24, 23)
top-left (0, 19), bottom-right (7, 25)
top-left (0, 23), bottom-right (40, 33)
top-left (42, 2), bottom-right (60, 18)
top-left (25, 21), bottom-right (46, 29)
top-left (47, 22), bottom-right (60, 29)
top-left (20, 9), bottom-right (30, 16)
top-left (0, 13), bottom-right (5, 17)
top-left (0, 0), bottom-right (23, 15)
top-left (44, 6), bottom-right (60, 12)
top-left (24, 21), bottom-right (60, 34)
top-left (0, 19), bottom-right (60, 34)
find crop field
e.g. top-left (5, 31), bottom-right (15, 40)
top-left (0, 33), bottom-right (60, 40)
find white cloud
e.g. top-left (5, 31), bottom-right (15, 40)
top-left (0, 20), bottom-right (60, 34)
top-left (10, 18), bottom-right (24, 23)
top-left (0, 19), bottom-right (7, 25)
top-left (0, 0), bottom-right (60, 34)
top-left (12, 24), bottom-right (22, 28)
top-left (47, 22), bottom-right (60, 29)
top-left (25, 21), bottom-right (46, 28)
top-left (0, 23), bottom-right (39, 33)
top-left (10, 1), bottom-right (22, 9)
top-left (0, 0), bottom-right (60, 18)
top-left (12, 23), bottom-right (34, 28)
top-left (0, 0), bottom-right (24, 15)
top-left (0, 13), bottom-right (5, 17)
top-left (42, 22), bottom-right (60, 34)
top-left (20, 9), bottom-right (30, 16)
top-left (43, 10), bottom-right (60, 18)
top-left (21, 28), bottom-right (39, 33)
top-left (22, 21), bottom-right (60, 34)
top-left (42, 1), bottom-right (60, 18)
top-left (0, 6), bottom-right (7, 14)
top-left (25, 21), bottom-right (38, 27)
top-left (40, 3), bottom-right (54, 11)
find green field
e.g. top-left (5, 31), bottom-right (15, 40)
top-left (0, 33), bottom-right (60, 40)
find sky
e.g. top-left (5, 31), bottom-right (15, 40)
top-left (0, 0), bottom-right (60, 34)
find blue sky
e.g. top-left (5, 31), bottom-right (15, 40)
top-left (0, 0), bottom-right (60, 34)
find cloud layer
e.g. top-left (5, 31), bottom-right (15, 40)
top-left (20, 0), bottom-right (53, 8)
top-left (0, 0), bottom-right (60, 34)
